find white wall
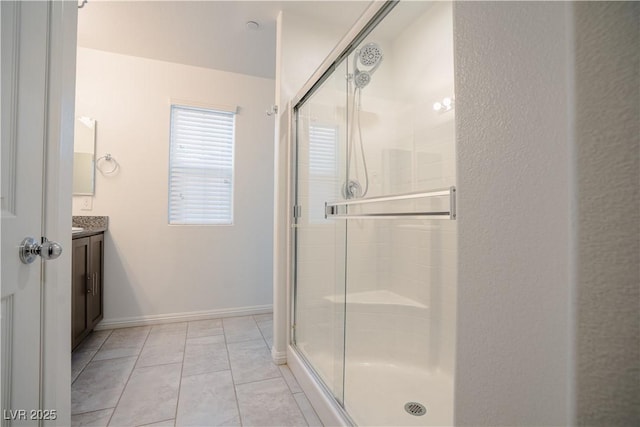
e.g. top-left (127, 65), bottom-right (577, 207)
top-left (574, 2), bottom-right (639, 424)
top-left (453, 2), bottom-right (574, 425)
top-left (74, 48), bottom-right (275, 323)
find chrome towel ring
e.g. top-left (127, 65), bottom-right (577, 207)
top-left (96, 153), bottom-right (119, 175)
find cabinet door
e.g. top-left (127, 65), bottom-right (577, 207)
top-left (72, 237), bottom-right (89, 349)
top-left (87, 233), bottom-right (103, 329)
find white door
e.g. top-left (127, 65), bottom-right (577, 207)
top-left (1, 2), bottom-right (74, 425)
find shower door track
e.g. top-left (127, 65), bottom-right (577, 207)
top-left (291, 1), bottom-right (400, 110)
top-left (288, 345), bottom-right (357, 426)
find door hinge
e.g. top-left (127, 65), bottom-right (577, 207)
top-left (293, 205), bottom-right (302, 219)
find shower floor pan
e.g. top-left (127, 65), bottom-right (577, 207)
top-left (343, 360), bottom-right (453, 427)
top-left (298, 291), bottom-right (451, 425)
top-left (299, 349), bottom-right (453, 427)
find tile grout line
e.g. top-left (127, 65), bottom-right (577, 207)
top-left (234, 315), bottom-right (311, 427)
top-left (232, 374), bottom-right (289, 387)
top-left (172, 323), bottom-right (189, 427)
top-left (255, 315), bottom-right (283, 387)
top-left (70, 407), bottom-right (116, 417)
top-left (255, 315), bottom-right (311, 426)
top-left (77, 319), bottom-right (305, 426)
top-left (279, 355), bottom-right (316, 427)
top-left (231, 316), bottom-right (297, 423)
top-left (253, 315), bottom-right (271, 349)
top-left (235, 316), bottom-right (282, 387)
top-left (135, 418), bottom-right (175, 427)
top-left (82, 353), bottom-right (141, 364)
top-left (105, 327), bottom-right (152, 427)
top-left (180, 366), bottom-right (229, 380)
top-left (291, 392), bottom-right (317, 427)
top-left (71, 329), bottom-right (114, 386)
top-left (223, 319), bottom-right (245, 427)
top-left (131, 359), bottom-right (189, 371)
top-left (279, 366), bottom-right (297, 395)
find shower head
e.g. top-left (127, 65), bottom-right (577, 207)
top-left (353, 42), bottom-right (383, 89)
top-left (358, 43), bottom-right (383, 67)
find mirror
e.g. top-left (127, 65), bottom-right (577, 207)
top-left (73, 116), bottom-right (96, 195)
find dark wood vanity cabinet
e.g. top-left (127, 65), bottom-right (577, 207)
top-left (72, 233), bottom-right (104, 350)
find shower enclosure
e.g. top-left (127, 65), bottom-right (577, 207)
top-left (291, 2), bottom-right (456, 425)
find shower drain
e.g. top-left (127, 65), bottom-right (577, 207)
top-left (404, 402), bottom-right (427, 416)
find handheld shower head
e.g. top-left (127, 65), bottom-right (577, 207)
top-left (346, 42), bottom-right (381, 198)
top-left (353, 42), bottom-right (383, 89)
top-left (354, 72), bottom-right (371, 89)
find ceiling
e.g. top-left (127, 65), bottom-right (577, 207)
top-left (77, 1), bottom-right (372, 79)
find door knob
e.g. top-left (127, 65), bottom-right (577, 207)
top-left (19, 237), bottom-right (63, 264)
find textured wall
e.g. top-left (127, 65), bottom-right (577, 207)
top-left (453, 2), bottom-right (573, 425)
top-left (574, 3), bottom-right (640, 425)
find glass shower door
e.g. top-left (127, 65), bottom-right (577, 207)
top-left (340, 2), bottom-right (456, 425)
top-left (293, 2), bottom-right (456, 426)
top-left (293, 60), bottom-right (348, 403)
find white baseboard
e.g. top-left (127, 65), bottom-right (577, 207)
top-left (94, 304), bottom-right (273, 330)
top-left (287, 345), bottom-right (350, 427)
top-left (271, 348), bottom-right (287, 365)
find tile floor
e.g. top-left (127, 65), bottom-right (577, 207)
top-left (71, 314), bottom-right (322, 427)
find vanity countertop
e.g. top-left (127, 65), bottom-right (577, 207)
top-left (72, 215), bottom-right (108, 239)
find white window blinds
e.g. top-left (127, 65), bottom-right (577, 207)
top-left (169, 105), bottom-right (235, 225)
top-left (308, 123), bottom-right (338, 223)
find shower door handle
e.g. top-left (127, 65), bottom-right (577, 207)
top-left (324, 187), bottom-right (456, 220)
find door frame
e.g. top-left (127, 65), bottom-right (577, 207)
top-left (41, 1), bottom-right (77, 425)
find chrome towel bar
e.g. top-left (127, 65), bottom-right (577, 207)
top-left (325, 186), bottom-right (456, 220)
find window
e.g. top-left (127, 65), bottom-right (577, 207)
top-left (168, 104), bottom-right (235, 225)
top-left (308, 123), bottom-right (338, 223)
